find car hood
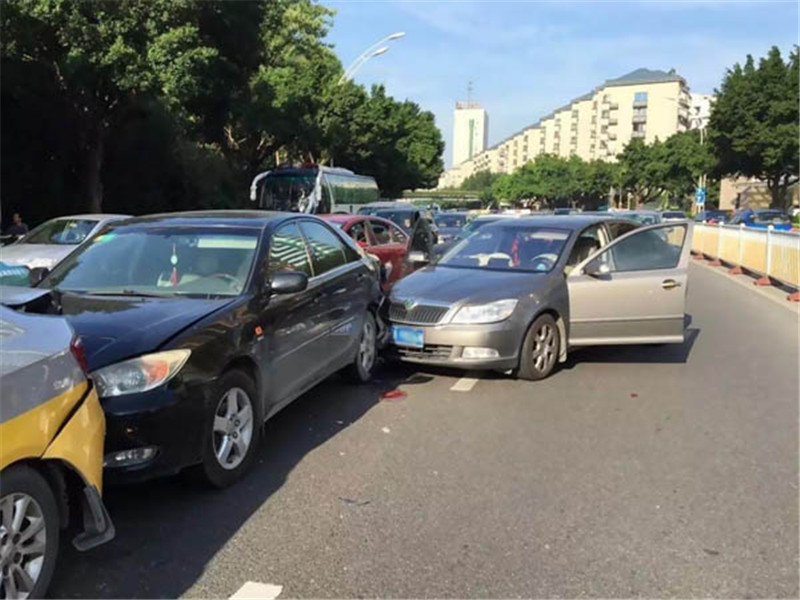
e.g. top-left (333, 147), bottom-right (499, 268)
top-left (0, 244), bottom-right (75, 269)
top-left (54, 293), bottom-right (236, 370)
top-left (390, 265), bottom-right (546, 306)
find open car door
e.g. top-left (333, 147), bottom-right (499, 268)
top-left (566, 222), bottom-right (692, 346)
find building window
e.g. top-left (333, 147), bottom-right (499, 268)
top-left (633, 91), bottom-right (648, 106)
top-left (632, 122), bottom-right (646, 138)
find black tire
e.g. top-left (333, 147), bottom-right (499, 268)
top-left (200, 369), bottom-right (262, 489)
top-left (0, 465), bottom-right (60, 600)
top-left (345, 312), bottom-right (377, 383)
top-left (515, 313), bottom-right (560, 381)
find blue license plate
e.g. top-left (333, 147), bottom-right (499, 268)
top-left (391, 325), bottom-right (424, 349)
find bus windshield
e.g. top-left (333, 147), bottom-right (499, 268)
top-left (259, 173), bottom-right (317, 212)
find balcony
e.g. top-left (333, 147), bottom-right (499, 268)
top-left (631, 130), bottom-right (646, 139)
top-left (608, 132), bottom-right (617, 140)
top-left (632, 114), bottom-right (647, 123)
top-left (609, 118), bottom-right (618, 126)
top-left (608, 102), bottom-right (619, 110)
top-left (633, 99), bottom-right (648, 108)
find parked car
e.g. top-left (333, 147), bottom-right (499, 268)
top-left (729, 208), bottom-right (793, 231)
top-left (0, 260), bottom-right (30, 286)
top-left (623, 210), bottom-right (662, 225)
top-left (433, 213), bottom-right (526, 258)
top-left (385, 216), bottom-right (691, 380)
top-left (694, 210), bottom-right (732, 224)
top-left (0, 214), bottom-right (129, 271)
top-left (0, 306), bottom-right (114, 599)
top-left (322, 214), bottom-right (412, 289)
top-left (433, 212), bottom-right (469, 245)
top-left (660, 210), bottom-right (687, 222)
top-left (5, 211), bottom-right (382, 488)
top-left (357, 201), bottom-right (413, 217)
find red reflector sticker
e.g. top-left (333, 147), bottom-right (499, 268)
top-left (381, 389), bottom-right (407, 402)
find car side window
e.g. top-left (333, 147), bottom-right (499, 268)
top-left (565, 224), bottom-right (604, 271)
top-left (299, 221), bottom-right (347, 276)
top-left (348, 222), bottom-right (370, 246)
top-left (390, 223), bottom-right (409, 245)
top-left (594, 225), bottom-right (687, 273)
top-left (606, 221), bottom-right (639, 239)
top-left (369, 220), bottom-right (392, 245)
top-left (268, 222), bottom-right (312, 277)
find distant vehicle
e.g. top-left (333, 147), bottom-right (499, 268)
top-left (0, 306), bottom-right (114, 599)
top-left (250, 165), bottom-right (379, 214)
top-left (369, 205), bottom-right (423, 233)
top-left (624, 210), bottom-right (663, 225)
top-left (358, 201), bottom-right (413, 217)
top-left (9, 211), bottom-right (382, 488)
top-left (553, 208), bottom-right (578, 215)
top-left (433, 213), bottom-right (529, 257)
top-left (433, 212), bottom-right (469, 244)
top-left (660, 210), bottom-right (688, 222)
top-left (694, 210), bottom-right (732, 224)
top-left (385, 216), bottom-right (692, 380)
top-left (322, 214), bottom-right (412, 289)
top-left (0, 214), bottom-right (129, 271)
top-left (729, 208), bottom-right (793, 231)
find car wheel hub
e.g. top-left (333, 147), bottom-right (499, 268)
top-left (360, 319), bottom-right (376, 372)
top-left (0, 492), bottom-right (47, 599)
top-left (532, 324), bottom-right (556, 372)
top-left (212, 387), bottom-right (254, 471)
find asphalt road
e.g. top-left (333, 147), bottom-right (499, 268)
top-left (50, 262), bottom-right (799, 599)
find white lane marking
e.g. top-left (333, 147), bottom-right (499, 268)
top-left (450, 377), bottom-right (479, 392)
top-left (230, 581), bottom-right (283, 599)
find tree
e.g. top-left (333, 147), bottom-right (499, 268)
top-left (1, 0), bottom-right (220, 211)
top-left (708, 46), bottom-right (799, 209)
top-left (460, 169), bottom-right (499, 191)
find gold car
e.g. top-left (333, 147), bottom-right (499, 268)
top-left (0, 307), bottom-right (114, 599)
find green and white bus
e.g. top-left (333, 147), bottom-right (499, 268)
top-left (250, 165), bottom-right (379, 214)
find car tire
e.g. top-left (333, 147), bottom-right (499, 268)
top-left (200, 369), bottom-right (262, 489)
top-left (515, 313), bottom-right (560, 381)
top-left (345, 312), bottom-right (377, 384)
top-left (0, 465), bottom-right (60, 600)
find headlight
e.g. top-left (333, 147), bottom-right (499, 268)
top-left (92, 349), bottom-right (191, 397)
top-left (451, 299), bottom-right (518, 324)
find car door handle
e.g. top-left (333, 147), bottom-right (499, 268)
top-left (661, 279), bottom-right (681, 290)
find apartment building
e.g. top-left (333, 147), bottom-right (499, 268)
top-left (452, 102), bottom-right (489, 166)
top-left (439, 68), bottom-right (692, 188)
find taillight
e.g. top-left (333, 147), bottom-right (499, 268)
top-left (70, 336), bottom-right (90, 374)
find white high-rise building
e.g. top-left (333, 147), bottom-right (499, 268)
top-left (689, 93), bottom-right (715, 129)
top-left (452, 102), bottom-right (488, 166)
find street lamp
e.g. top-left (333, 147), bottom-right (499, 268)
top-left (338, 32), bottom-right (405, 85)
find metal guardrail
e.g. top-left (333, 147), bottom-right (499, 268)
top-left (692, 223), bottom-right (800, 289)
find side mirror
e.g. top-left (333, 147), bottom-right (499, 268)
top-left (269, 271), bottom-right (308, 295)
top-left (29, 267), bottom-right (50, 286)
top-left (583, 260), bottom-right (610, 278)
top-left (407, 250), bottom-right (429, 266)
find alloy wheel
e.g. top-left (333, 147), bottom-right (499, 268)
top-left (532, 323), bottom-right (557, 373)
top-left (359, 318), bottom-right (376, 373)
top-left (212, 387), bottom-right (254, 471)
top-left (0, 493), bottom-right (47, 600)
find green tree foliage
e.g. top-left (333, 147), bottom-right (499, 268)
top-left (1, 0), bottom-right (444, 223)
top-left (708, 46), bottom-right (799, 209)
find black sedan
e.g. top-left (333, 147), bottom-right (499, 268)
top-left (22, 211), bottom-right (382, 487)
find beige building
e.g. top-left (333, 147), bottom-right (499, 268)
top-left (439, 68), bottom-right (693, 188)
top-left (452, 102), bottom-right (488, 167)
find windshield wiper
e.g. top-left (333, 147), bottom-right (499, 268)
top-left (78, 289), bottom-right (173, 298)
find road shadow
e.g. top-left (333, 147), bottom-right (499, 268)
top-left (49, 362), bottom-right (423, 599)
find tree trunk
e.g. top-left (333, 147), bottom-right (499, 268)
top-left (768, 177), bottom-right (789, 211)
top-left (86, 127), bottom-right (105, 213)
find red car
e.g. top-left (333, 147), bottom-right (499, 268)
top-left (322, 214), bottom-right (411, 288)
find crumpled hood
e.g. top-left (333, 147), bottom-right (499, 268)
top-left (56, 293), bottom-right (235, 370)
top-left (390, 265), bottom-right (547, 307)
top-left (0, 244), bottom-right (75, 269)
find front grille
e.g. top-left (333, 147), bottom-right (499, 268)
top-left (389, 302), bottom-right (449, 325)
top-left (394, 344), bottom-right (454, 361)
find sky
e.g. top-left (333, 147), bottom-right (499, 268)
top-left (322, 0), bottom-right (799, 168)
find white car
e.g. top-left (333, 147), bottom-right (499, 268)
top-left (0, 214), bottom-right (129, 271)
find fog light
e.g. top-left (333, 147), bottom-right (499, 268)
top-left (462, 347), bottom-right (499, 359)
top-left (104, 447), bottom-right (158, 468)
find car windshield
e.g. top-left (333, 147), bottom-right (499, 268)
top-left (20, 219), bottom-right (98, 245)
top-left (464, 218), bottom-right (499, 233)
top-left (662, 212), bottom-right (686, 219)
top-left (435, 214), bottom-right (467, 228)
top-left (375, 210), bottom-right (414, 231)
top-left (45, 227), bottom-right (259, 297)
top-left (628, 213), bottom-right (660, 225)
top-left (439, 224), bottom-right (570, 272)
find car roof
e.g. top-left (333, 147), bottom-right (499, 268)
top-left (50, 213), bottom-right (130, 221)
top-left (487, 215), bottom-right (626, 230)
top-left (107, 210), bottom-right (293, 229)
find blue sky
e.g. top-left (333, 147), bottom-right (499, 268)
top-left (322, 1), bottom-right (798, 167)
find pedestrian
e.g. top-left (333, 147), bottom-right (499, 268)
top-left (409, 211), bottom-right (435, 260)
top-left (5, 212), bottom-right (28, 236)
